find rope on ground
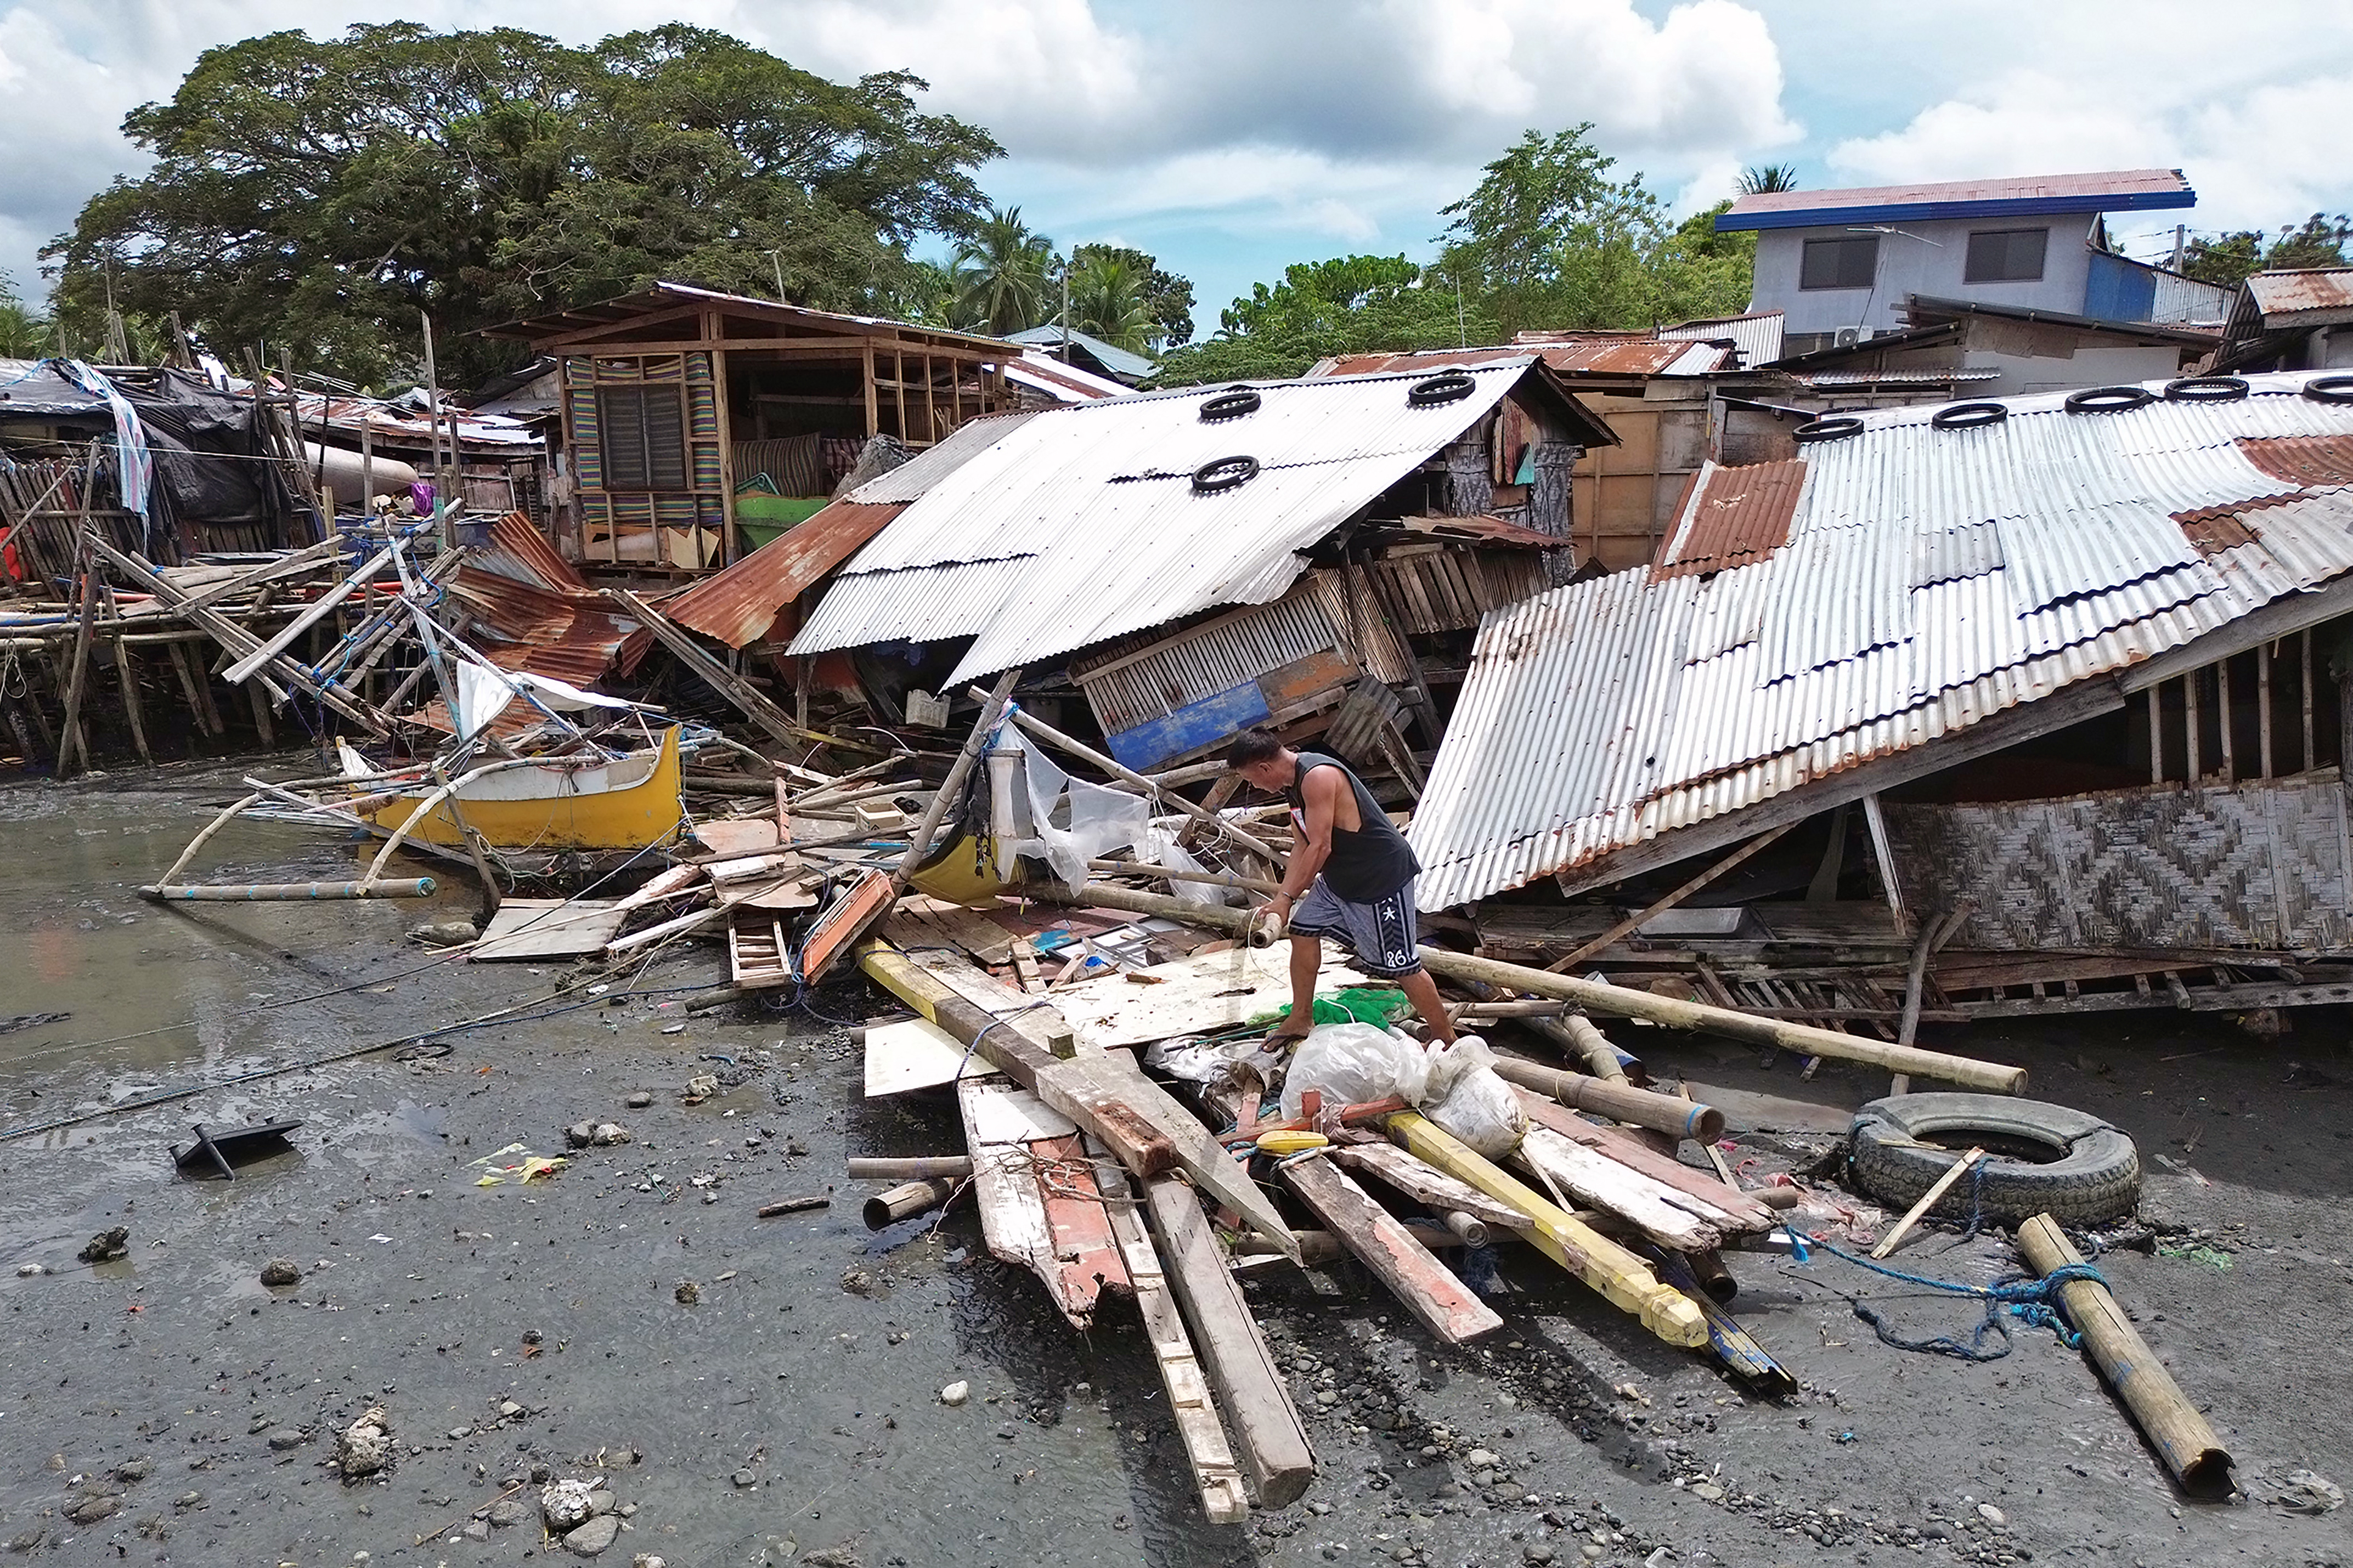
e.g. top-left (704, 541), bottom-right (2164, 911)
top-left (1797, 1231), bottom-right (2108, 1362)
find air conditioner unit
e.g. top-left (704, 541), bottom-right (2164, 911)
top-left (1834, 326), bottom-right (1863, 348)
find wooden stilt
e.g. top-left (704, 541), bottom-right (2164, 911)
top-left (55, 541), bottom-right (101, 775)
top-left (1281, 1153), bottom-right (1503, 1346)
top-left (104, 587), bottom-right (151, 766)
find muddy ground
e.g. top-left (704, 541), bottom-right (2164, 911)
top-left (2, 763), bottom-right (2349, 1568)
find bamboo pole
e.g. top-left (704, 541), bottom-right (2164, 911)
top-left (844, 1156), bottom-right (972, 1181)
top-left (2015, 1214), bottom-right (2233, 1495)
top-left (1031, 881), bottom-right (2028, 1092)
top-left (1488, 1052), bottom-right (1724, 1141)
top-left (862, 1178), bottom-right (960, 1229)
top-left (1087, 858), bottom-right (1280, 896)
top-left (55, 535), bottom-right (101, 776)
top-left (143, 879), bottom-right (435, 901)
top-left (1545, 1012), bottom-right (1629, 1082)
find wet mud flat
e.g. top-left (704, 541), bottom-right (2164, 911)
top-left (2, 767), bottom-right (2351, 1567)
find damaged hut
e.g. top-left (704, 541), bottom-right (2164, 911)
top-left (1408, 369), bottom-right (2353, 1025)
top-left (756, 358), bottom-right (1617, 790)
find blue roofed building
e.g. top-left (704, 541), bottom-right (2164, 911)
top-left (1717, 169), bottom-right (2227, 358)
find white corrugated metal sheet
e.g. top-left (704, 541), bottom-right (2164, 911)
top-left (789, 361), bottom-right (1538, 683)
top-left (1658, 311), bottom-right (1785, 370)
top-left (1411, 372), bottom-right (2353, 910)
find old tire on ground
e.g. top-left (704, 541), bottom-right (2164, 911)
top-left (1848, 1092), bottom-right (2140, 1225)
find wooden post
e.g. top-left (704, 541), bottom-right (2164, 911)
top-left (1860, 791), bottom-right (1908, 934)
top-left (419, 310), bottom-right (449, 550)
top-left (2258, 644), bottom-right (2275, 778)
top-left (1279, 1154), bottom-right (1502, 1346)
top-left (1550, 822), bottom-right (1797, 970)
top-left (2015, 1215), bottom-right (2233, 1495)
top-left (2186, 669), bottom-right (2202, 779)
top-left (1805, 801), bottom-right (1849, 901)
top-left (709, 328), bottom-right (736, 569)
top-left (2301, 630), bottom-right (2316, 769)
top-left (897, 667), bottom-right (1020, 888)
top-left (165, 639), bottom-right (217, 737)
top-left (893, 348), bottom-right (907, 442)
top-left (55, 536), bottom-right (101, 777)
top-left (2217, 656), bottom-right (2235, 783)
top-left (105, 586), bottom-right (151, 766)
top-left (1142, 1176), bottom-right (1318, 1505)
top-left (2148, 684), bottom-right (2164, 783)
top-left (862, 342), bottom-right (879, 437)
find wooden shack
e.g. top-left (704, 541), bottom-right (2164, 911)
top-left (481, 283), bottom-right (1016, 574)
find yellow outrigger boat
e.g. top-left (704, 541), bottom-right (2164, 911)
top-left (365, 726), bottom-right (687, 853)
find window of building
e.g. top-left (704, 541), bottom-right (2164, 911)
top-left (1964, 228), bottom-right (2049, 284)
top-left (1799, 235), bottom-right (1879, 290)
top-left (596, 385), bottom-right (688, 491)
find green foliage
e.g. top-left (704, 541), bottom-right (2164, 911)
top-left (1064, 252), bottom-right (1155, 352)
top-left (46, 23), bottom-right (1003, 387)
top-left (0, 272), bottom-right (51, 359)
top-left (1153, 254), bottom-right (1487, 387)
top-left (1434, 126), bottom-right (1751, 337)
top-left (953, 206), bottom-right (1056, 337)
top-left (1737, 163), bottom-right (1800, 195)
top-left (2183, 214), bottom-right (2353, 288)
top-left (1070, 244), bottom-right (1195, 346)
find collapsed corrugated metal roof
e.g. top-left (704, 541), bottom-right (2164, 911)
top-left (663, 411), bottom-right (1038, 648)
top-left (2244, 269), bottom-right (2353, 326)
top-left (445, 513), bottom-right (645, 687)
top-left (788, 361), bottom-right (1614, 684)
top-left (1408, 371), bottom-right (2353, 911)
top-left (1313, 339), bottom-right (1724, 380)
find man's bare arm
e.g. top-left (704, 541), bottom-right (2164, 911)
top-left (1273, 766), bottom-right (1341, 910)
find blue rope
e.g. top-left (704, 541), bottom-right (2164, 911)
top-left (1801, 1232), bottom-right (2107, 1362)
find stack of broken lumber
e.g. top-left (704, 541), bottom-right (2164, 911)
top-left (842, 874), bottom-right (2026, 1521)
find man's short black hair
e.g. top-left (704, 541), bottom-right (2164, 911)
top-left (1225, 728), bottom-right (1284, 769)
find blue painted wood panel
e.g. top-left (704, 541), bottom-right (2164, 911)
top-left (1106, 681), bottom-right (1271, 771)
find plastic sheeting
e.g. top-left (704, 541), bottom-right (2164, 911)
top-left (989, 722), bottom-right (1153, 892)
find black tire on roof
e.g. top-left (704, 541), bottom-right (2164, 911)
top-left (1847, 1091), bottom-right (2141, 1226)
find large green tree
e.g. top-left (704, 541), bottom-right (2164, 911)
top-left (1152, 254), bottom-right (1488, 386)
top-left (2184, 213), bottom-right (2353, 288)
top-left (1068, 244), bottom-right (1194, 347)
top-left (44, 23), bottom-right (1002, 387)
top-left (1434, 126), bottom-right (1751, 336)
top-left (1064, 252), bottom-right (1155, 353)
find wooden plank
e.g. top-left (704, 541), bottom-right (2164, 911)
top-left (1098, 1157), bottom-right (1250, 1524)
top-left (1872, 1147), bottom-right (1983, 1258)
top-left (1328, 1142), bottom-right (1534, 1232)
top-left (890, 897), bottom-right (1022, 965)
top-left (1047, 942), bottom-right (1374, 1048)
top-left (856, 942), bottom-right (1298, 1253)
top-left (1142, 1176), bottom-right (1318, 1506)
top-left (958, 1078), bottom-right (1129, 1330)
top-left (797, 867), bottom-right (895, 983)
top-left (1509, 1125), bottom-right (1723, 1253)
top-left (471, 898), bottom-right (630, 960)
top-left (1511, 1094), bottom-right (1775, 1232)
top-left (610, 587), bottom-right (800, 744)
top-left (727, 912), bottom-right (793, 990)
top-left (1282, 1154), bottom-right (1504, 1346)
top-left (1387, 1111), bottom-right (1707, 1348)
top-left (865, 1015), bottom-right (995, 1097)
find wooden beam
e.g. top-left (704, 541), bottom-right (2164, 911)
top-left (1387, 1111), bottom-right (1706, 1349)
top-left (2258, 643), bottom-right (2275, 778)
top-left (1509, 1125), bottom-right (1722, 1253)
top-left (1549, 823), bottom-right (1797, 970)
top-left (609, 588), bottom-right (799, 745)
top-left (54, 538), bottom-right (100, 777)
top-left (1280, 1154), bottom-right (1503, 1345)
top-left (862, 342), bottom-right (878, 438)
top-left (1327, 1142), bottom-right (1534, 1232)
top-left (1859, 792), bottom-right (1907, 934)
top-left (1142, 1176), bottom-right (1318, 1504)
top-left (1099, 1158), bottom-right (1250, 1524)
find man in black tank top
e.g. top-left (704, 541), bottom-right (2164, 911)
top-left (1225, 728), bottom-right (1456, 1046)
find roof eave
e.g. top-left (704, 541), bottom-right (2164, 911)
top-left (1715, 189), bottom-right (2198, 233)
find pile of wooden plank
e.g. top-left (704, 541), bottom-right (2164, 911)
top-left (838, 875), bottom-right (2049, 1520)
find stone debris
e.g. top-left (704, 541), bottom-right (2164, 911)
top-left (258, 1257), bottom-right (301, 1286)
top-left (940, 1381), bottom-right (969, 1407)
top-left (76, 1226), bottom-right (128, 1264)
top-left (337, 1406), bottom-right (392, 1481)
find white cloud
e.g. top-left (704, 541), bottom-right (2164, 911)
top-left (1821, 7), bottom-right (2353, 253)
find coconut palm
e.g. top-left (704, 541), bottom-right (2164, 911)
top-left (953, 207), bottom-right (1054, 337)
top-left (1066, 253), bottom-right (1156, 353)
top-left (1737, 164), bottom-right (1799, 195)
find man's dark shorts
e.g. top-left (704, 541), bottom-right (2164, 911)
top-left (1287, 875), bottom-right (1421, 978)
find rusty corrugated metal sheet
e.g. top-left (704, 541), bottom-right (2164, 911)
top-left (1650, 460), bottom-right (1805, 579)
top-left (663, 500), bottom-right (908, 648)
top-left (2244, 269), bottom-right (2353, 325)
top-left (1314, 339), bottom-right (1703, 379)
top-left (475, 511), bottom-right (588, 592)
top-left (2239, 433), bottom-right (2353, 487)
top-left (442, 557), bottom-right (639, 692)
top-left (1409, 372), bottom-right (2353, 910)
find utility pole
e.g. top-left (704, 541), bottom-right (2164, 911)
top-left (768, 248), bottom-right (788, 302)
top-left (2171, 224), bottom-right (2187, 273)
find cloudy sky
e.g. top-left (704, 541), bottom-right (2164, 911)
top-left (4, 1), bottom-right (2351, 328)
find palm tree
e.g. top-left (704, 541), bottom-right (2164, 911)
top-left (953, 207), bottom-right (1054, 337)
top-left (1067, 253), bottom-right (1156, 353)
top-left (1737, 164), bottom-right (1799, 195)
top-left (0, 271), bottom-right (48, 359)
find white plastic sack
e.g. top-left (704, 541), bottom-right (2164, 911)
top-left (989, 726), bottom-right (1152, 892)
top-left (1279, 1023), bottom-right (1432, 1119)
top-left (1417, 1034), bottom-right (1526, 1158)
